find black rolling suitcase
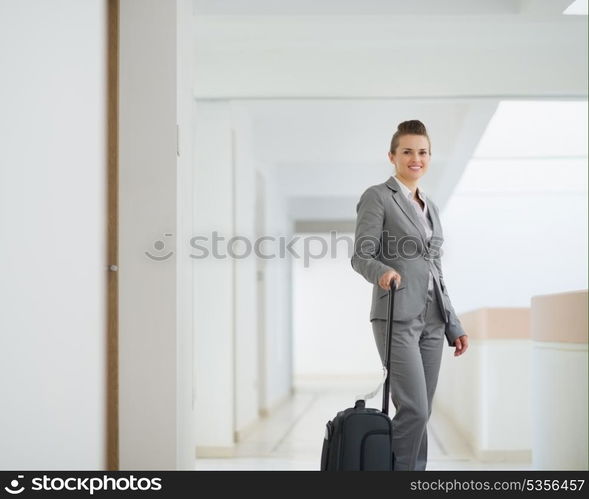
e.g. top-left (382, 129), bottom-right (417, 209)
top-left (320, 280), bottom-right (397, 471)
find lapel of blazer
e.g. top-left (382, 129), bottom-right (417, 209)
top-left (385, 176), bottom-right (427, 244)
top-left (425, 198), bottom-right (438, 250)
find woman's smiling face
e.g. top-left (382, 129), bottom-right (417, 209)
top-left (388, 134), bottom-right (431, 183)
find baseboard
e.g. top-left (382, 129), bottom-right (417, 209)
top-left (234, 417), bottom-right (261, 443)
top-left (259, 388), bottom-right (294, 419)
top-left (195, 446), bottom-right (235, 458)
top-left (475, 449), bottom-right (532, 463)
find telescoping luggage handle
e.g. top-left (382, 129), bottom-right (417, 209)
top-left (354, 278), bottom-right (397, 415)
top-left (381, 278), bottom-right (396, 415)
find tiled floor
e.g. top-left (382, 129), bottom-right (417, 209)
top-left (195, 376), bottom-right (532, 471)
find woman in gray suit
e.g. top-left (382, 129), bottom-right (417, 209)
top-left (351, 120), bottom-right (469, 471)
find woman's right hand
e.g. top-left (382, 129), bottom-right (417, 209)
top-left (378, 270), bottom-right (402, 291)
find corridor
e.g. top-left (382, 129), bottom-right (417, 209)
top-left (195, 376), bottom-right (533, 471)
top-left (2, 0), bottom-right (586, 472)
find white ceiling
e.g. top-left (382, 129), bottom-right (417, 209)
top-left (242, 98), bottom-right (497, 207)
top-left (191, 0), bottom-right (587, 223)
top-left (191, 0), bottom-right (586, 99)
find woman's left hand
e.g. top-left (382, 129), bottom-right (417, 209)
top-left (453, 335), bottom-right (469, 357)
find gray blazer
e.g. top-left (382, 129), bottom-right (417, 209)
top-left (351, 176), bottom-right (466, 347)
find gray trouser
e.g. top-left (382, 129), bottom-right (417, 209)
top-left (371, 286), bottom-right (445, 471)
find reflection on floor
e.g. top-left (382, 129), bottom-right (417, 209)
top-left (195, 376), bottom-right (533, 471)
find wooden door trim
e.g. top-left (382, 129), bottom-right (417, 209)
top-left (107, 0), bottom-right (119, 471)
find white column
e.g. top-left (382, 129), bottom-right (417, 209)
top-left (531, 290), bottom-right (588, 470)
top-left (176, 0), bottom-right (196, 470)
top-left (193, 101), bottom-right (236, 454)
top-left (119, 0), bottom-right (194, 470)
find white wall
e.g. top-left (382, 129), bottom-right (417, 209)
top-left (193, 101), bottom-right (235, 451)
top-left (293, 233), bottom-right (383, 377)
top-left (0, 0), bottom-right (107, 469)
top-left (118, 0), bottom-right (194, 470)
top-left (192, 100), bottom-right (267, 446)
top-left (442, 101), bottom-right (588, 315)
top-left (443, 187), bottom-right (588, 310)
top-left (232, 104), bottom-right (259, 435)
top-left (257, 163), bottom-right (295, 410)
top-left (192, 101), bottom-right (294, 451)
